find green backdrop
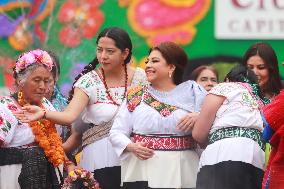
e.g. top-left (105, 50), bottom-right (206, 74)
top-left (1, 0), bottom-right (283, 92)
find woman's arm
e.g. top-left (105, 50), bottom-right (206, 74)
top-left (63, 127), bottom-right (82, 153)
top-left (110, 101), bottom-right (154, 160)
top-left (192, 94), bottom-right (225, 144)
top-left (17, 88), bottom-right (89, 125)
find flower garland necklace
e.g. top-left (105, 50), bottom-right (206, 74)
top-left (100, 65), bottom-right (128, 106)
top-left (17, 92), bottom-right (65, 167)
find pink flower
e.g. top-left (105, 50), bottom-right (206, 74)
top-left (31, 49), bottom-right (43, 57)
top-left (7, 104), bottom-right (18, 111)
top-left (160, 108), bottom-right (171, 117)
top-left (15, 49), bottom-right (53, 73)
top-left (0, 116), bottom-right (3, 125)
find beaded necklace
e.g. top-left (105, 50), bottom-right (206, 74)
top-left (100, 65), bottom-right (128, 106)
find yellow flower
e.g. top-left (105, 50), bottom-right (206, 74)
top-left (150, 101), bottom-right (160, 108)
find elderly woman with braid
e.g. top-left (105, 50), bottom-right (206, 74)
top-left (0, 49), bottom-right (66, 189)
top-left (15, 27), bottom-right (148, 189)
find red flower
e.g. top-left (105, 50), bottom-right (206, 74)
top-left (58, 0), bottom-right (104, 47)
top-left (0, 116), bottom-right (3, 125)
top-left (127, 96), bottom-right (142, 111)
top-left (127, 102), bottom-right (136, 112)
top-left (7, 104), bottom-right (18, 112)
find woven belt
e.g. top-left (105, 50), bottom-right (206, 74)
top-left (82, 121), bottom-right (113, 149)
top-left (208, 127), bottom-right (265, 151)
top-left (133, 133), bottom-right (196, 151)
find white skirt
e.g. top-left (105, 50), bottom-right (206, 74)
top-left (199, 137), bottom-right (265, 171)
top-left (121, 150), bottom-right (199, 188)
top-left (80, 137), bottom-right (120, 171)
top-left (0, 164), bottom-right (21, 189)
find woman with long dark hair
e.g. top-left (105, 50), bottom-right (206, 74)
top-left (241, 42), bottom-right (282, 100)
top-left (15, 27), bottom-right (148, 189)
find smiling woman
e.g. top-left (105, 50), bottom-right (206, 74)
top-left (241, 42), bottom-right (282, 100)
top-left (110, 41), bottom-right (207, 189)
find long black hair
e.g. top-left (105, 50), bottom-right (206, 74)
top-left (68, 27), bottom-right (132, 101)
top-left (241, 42), bottom-right (282, 96)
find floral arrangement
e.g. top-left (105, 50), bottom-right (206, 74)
top-left (61, 168), bottom-right (100, 189)
top-left (15, 49), bottom-right (53, 73)
top-left (18, 92), bottom-right (65, 167)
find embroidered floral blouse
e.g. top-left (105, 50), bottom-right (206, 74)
top-left (110, 80), bottom-right (207, 157)
top-left (198, 82), bottom-right (265, 171)
top-left (209, 82), bottom-right (264, 133)
top-left (73, 67), bottom-right (148, 130)
top-left (0, 96), bottom-right (56, 147)
top-left (73, 67), bottom-right (148, 171)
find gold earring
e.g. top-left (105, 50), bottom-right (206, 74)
top-left (18, 91), bottom-right (24, 106)
top-left (168, 71), bottom-right (172, 78)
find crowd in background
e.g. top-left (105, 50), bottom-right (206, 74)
top-left (0, 26), bottom-right (283, 189)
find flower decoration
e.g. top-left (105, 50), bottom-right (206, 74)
top-left (7, 104), bottom-right (18, 112)
top-left (0, 116), bottom-right (3, 125)
top-left (58, 0), bottom-right (104, 47)
top-left (15, 49), bottom-right (53, 74)
top-left (17, 93), bottom-right (65, 167)
top-left (61, 168), bottom-right (100, 189)
top-left (8, 19), bottom-right (33, 51)
top-left (119, 0), bottom-right (211, 46)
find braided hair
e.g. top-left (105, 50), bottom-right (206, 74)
top-left (68, 58), bottom-right (98, 102)
top-left (68, 27), bottom-right (133, 102)
top-left (224, 64), bottom-right (270, 104)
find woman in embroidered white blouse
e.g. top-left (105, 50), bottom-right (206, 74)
top-left (15, 27), bottom-right (148, 189)
top-left (193, 65), bottom-right (268, 189)
top-left (110, 41), bottom-right (207, 189)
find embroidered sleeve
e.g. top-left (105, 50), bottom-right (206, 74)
top-left (127, 85), bottom-right (144, 112)
top-left (74, 71), bottom-right (98, 98)
top-left (0, 98), bottom-right (19, 145)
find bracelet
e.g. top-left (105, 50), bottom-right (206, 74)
top-left (42, 109), bottom-right (47, 119)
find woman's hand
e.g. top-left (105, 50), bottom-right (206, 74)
top-left (126, 142), bottom-right (154, 160)
top-left (66, 163), bottom-right (79, 174)
top-left (14, 105), bottom-right (45, 122)
top-left (177, 112), bottom-right (200, 132)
